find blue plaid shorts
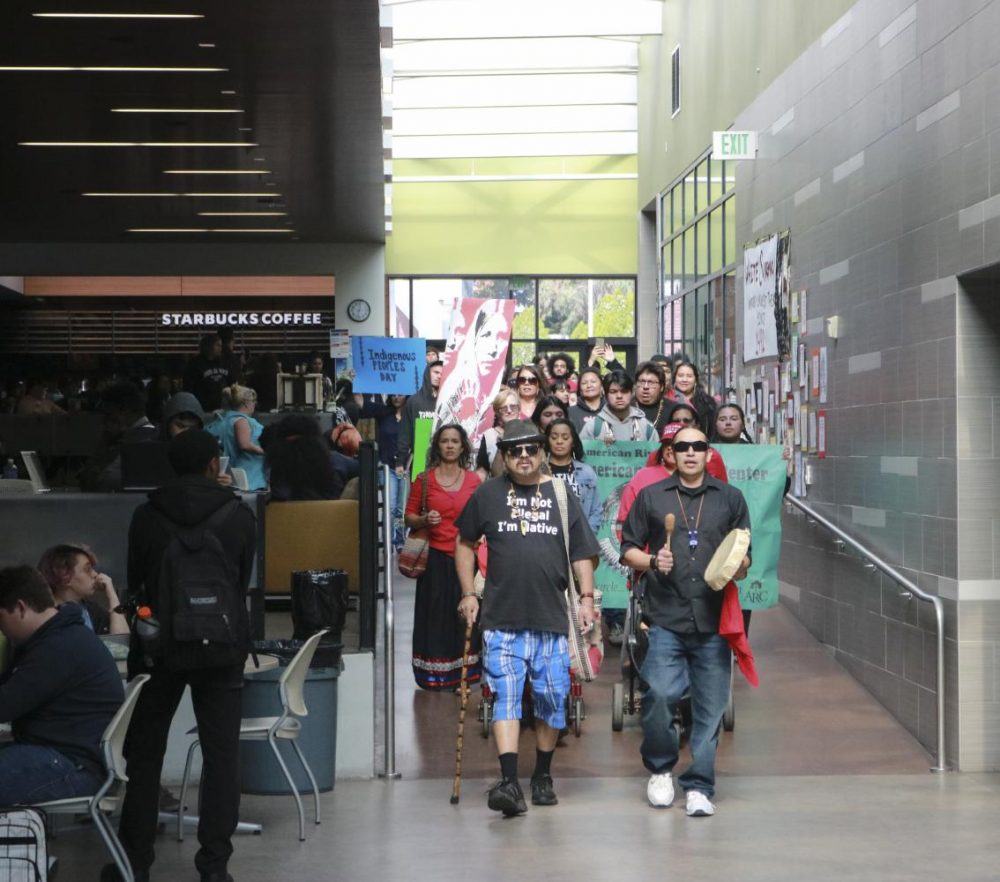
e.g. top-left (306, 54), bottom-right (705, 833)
top-left (482, 629), bottom-right (570, 729)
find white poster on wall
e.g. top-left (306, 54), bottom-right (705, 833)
top-left (743, 234), bottom-right (780, 362)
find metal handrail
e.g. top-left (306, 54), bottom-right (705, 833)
top-left (380, 464), bottom-right (400, 779)
top-left (785, 495), bottom-right (947, 772)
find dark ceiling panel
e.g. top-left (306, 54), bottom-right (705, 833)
top-left (0, 1), bottom-right (385, 243)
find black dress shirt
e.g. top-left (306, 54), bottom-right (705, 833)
top-left (620, 473), bottom-right (750, 634)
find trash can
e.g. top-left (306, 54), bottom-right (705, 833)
top-left (239, 652), bottom-right (342, 794)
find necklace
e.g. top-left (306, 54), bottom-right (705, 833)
top-left (507, 477), bottom-right (543, 535)
top-left (435, 467), bottom-right (463, 489)
top-left (674, 488), bottom-right (705, 554)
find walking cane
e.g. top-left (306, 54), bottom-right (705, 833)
top-left (450, 621), bottom-right (475, 804)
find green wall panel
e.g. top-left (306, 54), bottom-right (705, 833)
top-left (638, 0), bottom-right (857, 205)
top-left (386, 156), bottom-right (638, 276)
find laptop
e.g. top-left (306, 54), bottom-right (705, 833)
top-left (121, 442), bottom-right (176, 491)
top-left (20, 451), bottom-right (50, 493)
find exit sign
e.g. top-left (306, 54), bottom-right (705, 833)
top-left (712, 130), bottom-right (757, 160)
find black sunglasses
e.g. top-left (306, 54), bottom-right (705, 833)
top-left (672, 440), bottom-right (709, 453)
top-left (504, 443), bottom-right (541, 458)
top-left (516, 376), bottom-right (539, 386)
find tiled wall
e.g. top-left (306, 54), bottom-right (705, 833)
top-left (728, 0), bottom-right (1000, 768)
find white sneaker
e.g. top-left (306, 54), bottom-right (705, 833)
top-left (685, 790), bottom-right (715, 817)
top-left (646, 772), bottom-right (674, 808)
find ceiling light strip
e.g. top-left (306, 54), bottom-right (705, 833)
top-left (0, 66), bottom-right (226, 73)
top-left (113, 108), bottom-right (244, 114)
top-left (165, 170), bottom-right (270, 175)
top-left (128, 228), bottom-right (294, 234)
top-left (84, 192), bottom-right (279, 197)
top-left (197, 211), bottom-right (288, 216)
top-left (33, 12), bottom-right (205, 19)
top-left (22, 142), bottom-right (257, 147)
top-left (393, 173), bottom-right (637, 182)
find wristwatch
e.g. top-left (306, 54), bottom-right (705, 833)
top-left (649, 554), bottom-right (658, 572)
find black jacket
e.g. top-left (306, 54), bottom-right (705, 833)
top-left (127, 475), bottom-right (257, 670)
top-left (0, 604), bottom-right (124, 775)
top-left (396, 365), bottom-right (438, 468)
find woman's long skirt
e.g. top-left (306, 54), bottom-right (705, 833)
top-left (411, 547), bottom-right (482, 691)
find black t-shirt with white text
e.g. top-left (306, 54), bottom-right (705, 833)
top-left (456, 476), bottom-right (599, 634)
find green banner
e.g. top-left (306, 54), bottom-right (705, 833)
top-left (584, 441), bottom-right (652, 610)
top-left (720, 445), bottom-right (785, 609)
top-left (411, 417), bottom-right (434, 480)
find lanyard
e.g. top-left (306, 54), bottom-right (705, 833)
top-left (674, 488), bottom-right (705, 553)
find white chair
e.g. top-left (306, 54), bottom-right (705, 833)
top-left (33, 674), bottom-right (151, 882)
top-left (0, 479), bottom-right (35, 494)
top-left (178, 630), bottom-right (328, 842)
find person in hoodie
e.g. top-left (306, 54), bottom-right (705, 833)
top-left (568, 365), bottom-right (604, 434)
top-left (161, 390), bottom-right (207, 439)
top-left (579, 369), bottom-right (658, 444)
top-left (112, 428), bottom-right (256, 882)
top-left (0, 564), bottom-right (124, 803)
top-left (396, 359), bottom-right (442, 476)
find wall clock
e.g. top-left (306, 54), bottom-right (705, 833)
top-left (347, 298), bottom-right (371, 322)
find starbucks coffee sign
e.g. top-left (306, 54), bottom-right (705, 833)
top-left (161, 312), bottom-right (323, 327)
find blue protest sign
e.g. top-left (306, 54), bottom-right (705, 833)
top-left (351, 336), bottom-right (424, 394)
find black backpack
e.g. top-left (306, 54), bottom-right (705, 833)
top-left (154, 498), bottom-right (248, 670)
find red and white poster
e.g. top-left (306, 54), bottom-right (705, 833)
top-left (434, 297), bottom-right (517, 447)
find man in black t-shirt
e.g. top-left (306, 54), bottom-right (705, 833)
top-left (456, 420), bottom-right (599, 816)
top-left (620, 426), bottom-right (751, 819)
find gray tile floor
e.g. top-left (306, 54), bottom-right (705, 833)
top-left (48, 584), bottom-right (1000, 882)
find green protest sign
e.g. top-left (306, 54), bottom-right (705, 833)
top-left (411, 418), bottom-right (434, 480)
top-left (719, 445), bottom-right (785, 609)
top-left (583, 441), bottom-right (653, 610)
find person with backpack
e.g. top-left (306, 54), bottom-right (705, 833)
top-left (108, 429), bottom-right (257, 882)
top-left (578, 369), bottom-right (658, 444)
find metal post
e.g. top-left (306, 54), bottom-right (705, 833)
top-left (380, 464), bottom-right (400, 778)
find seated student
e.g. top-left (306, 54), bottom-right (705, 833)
top-left (37, 543), bottom-right (129, 635)
top-left (0, 565), bottom-right (124, 803)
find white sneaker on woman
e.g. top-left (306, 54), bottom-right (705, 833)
top-left (646, 772), bottom-right (674, 808)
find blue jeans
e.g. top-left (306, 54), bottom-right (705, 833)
top-left (0, 743), bottom-right (102, 803)
top-left (639, 626), bottom-right (731, 798)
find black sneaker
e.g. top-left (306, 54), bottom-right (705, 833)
top-left (487, 778), bottom-right (527, 816)
top-left (530, 774), bottom-right (558, 806)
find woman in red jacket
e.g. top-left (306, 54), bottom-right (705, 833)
top-left (405, 423), bottom-right (482, 690)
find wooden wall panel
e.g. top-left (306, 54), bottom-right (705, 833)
top-left (24, 275), bottom-right (335, 298)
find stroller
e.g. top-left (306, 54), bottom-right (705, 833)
top-left (478, 670), bottom-right (586, 739)
top-left (610, 581), bottom-right (735, 734)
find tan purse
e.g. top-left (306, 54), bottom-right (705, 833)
top-left (552, 480), bottom-right (603, 681)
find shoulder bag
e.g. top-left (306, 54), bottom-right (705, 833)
top-left (398, 472), bottom-right (430, 579)
top-left (552, 479), bottom-right (603, 681)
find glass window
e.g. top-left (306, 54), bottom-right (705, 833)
top-left (682, 168), bottom-right (695, 223)
top-left (708, 156), bottom-right (724, 206)
top-left (412, 278), bottom-right (463, 339)
top-left (510, 341), bottom-right (536, 368)
top-left (695, 217), bottom-right (709, 281)
top-left (464, 278), bottom-right (510, 298)
top-left (591, 279), bottom-right (636, 338)
top-left (510, 277), bottom-right (537, 339)
top-left (389, 278), bottom-right (411, 338)
top-left (724, 195), bottom-right (735, 267)
top-left (709, 205), bottom-right (724, 275)
top-left (539, 279), bottom-right (588, 339)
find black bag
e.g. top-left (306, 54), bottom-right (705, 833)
top-left (155, 499), bottom-right (248, 670)
top-left (291, 569), bottom-right (348, 642)
top-left (0, 806), bottom-right (49, 881)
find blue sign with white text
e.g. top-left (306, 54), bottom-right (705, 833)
top-left (351, 336), bottom-right (424, 394)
